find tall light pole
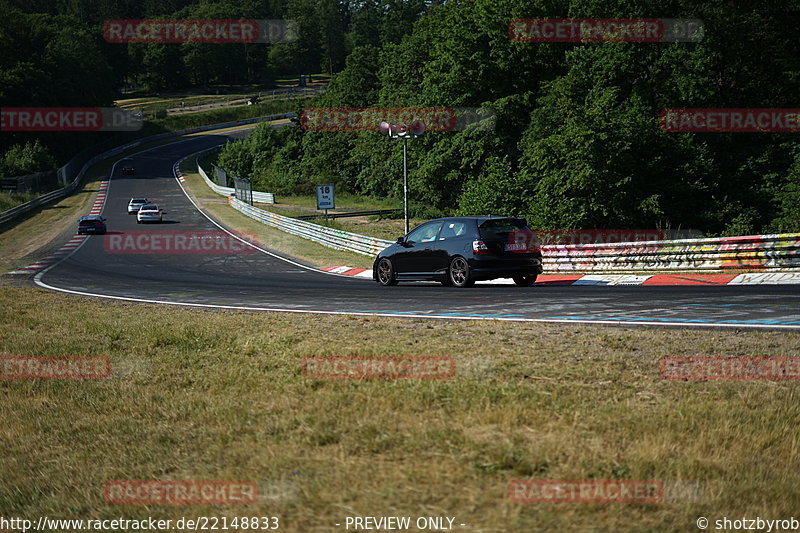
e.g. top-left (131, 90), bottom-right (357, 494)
top-left (379, 119), bottom-right (425, 235)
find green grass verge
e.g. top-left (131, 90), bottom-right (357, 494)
top-left (139, 99), bottom-right (308, 136)
top-left (117, 94), bottom-right (251, 114)
top-left (261, 194), bottom-right (411, 241)
top-left (0, 191), bottom-right (43, 212)
top-left (1, 286), bottom-right (798, 532)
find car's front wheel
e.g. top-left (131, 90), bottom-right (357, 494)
top-left (448, 256), bottom-right (474, 287)
top-left (376, 258), bottom-right (398, 286)
top-left (513, 274), bottom-right (537, 287)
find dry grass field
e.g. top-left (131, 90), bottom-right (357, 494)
top-left (1, 286), bottom-right (798, 532)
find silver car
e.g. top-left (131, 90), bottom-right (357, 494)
top-left (136, 204), bottom-right (162, 223)
top-left (128, 197), bottom-right (148, 214)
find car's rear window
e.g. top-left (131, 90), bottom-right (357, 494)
top-left (131, 198), bottom-right (147, 203)
top-left (478, 219), bottom-right (528, 240)
top-left (141, 205), bottom-right (157, 210)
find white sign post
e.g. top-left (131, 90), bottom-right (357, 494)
top-left (316, 184), bottom-right (335, 223)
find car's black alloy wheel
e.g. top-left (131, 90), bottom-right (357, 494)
top-left (448, 256), bottom-right (474, 287)
top-left (377, 258), bottom-right (398, 286)
top-left (513, 274), bottom-right (537, 287)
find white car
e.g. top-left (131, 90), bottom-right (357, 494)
top-left (136, 204), bottom-right (162, 223)
top-left (128, 198), bottom-right (148, 214)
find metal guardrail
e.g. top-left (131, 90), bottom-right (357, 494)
top-left (0, 139), bottom-right (142, 227)
top-left (227, 195), bottom-right (800, 271)
top-left (196, 154), bottom-right (274, 204)
top-left (0, 113), bottom-right (293, 227)
top-left (541, 233), bottom-right (800, 272)
top-left (231, 197), bottom-right (393, 256)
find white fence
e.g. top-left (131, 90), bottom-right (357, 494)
top-left (231, 197), bottom-right (392, 256)
top-left (196, 151), bottom-right (274, 203)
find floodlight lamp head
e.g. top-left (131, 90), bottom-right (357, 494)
top-left (409, 119), bottom-right (426, 136)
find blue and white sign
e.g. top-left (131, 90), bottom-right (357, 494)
top-left (316, 184), bottom-right (335, 210)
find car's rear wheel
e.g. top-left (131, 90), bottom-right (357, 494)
top-left (376, 258), bottom-right (398, 286)
top-left (448, 256), bottom-right (474, 287)
top-left (513, 274), bottom-right (537, 287)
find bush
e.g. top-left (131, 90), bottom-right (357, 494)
top-left (1, 140), bottom-right (56, 177)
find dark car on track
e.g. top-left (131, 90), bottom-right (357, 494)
top-left (77, 215), bottom-right (107, 235)
top-left (121, 166), bottom-right (136, 175)
top-left (373, 216), bottom-right (543, 287)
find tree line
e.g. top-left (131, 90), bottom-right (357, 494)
top-left (1, 0), bottom-right (425, 175)
top-left (218, 0), bottom-right (800, 235)
top-left (3, 0), bottom-right (799, 235)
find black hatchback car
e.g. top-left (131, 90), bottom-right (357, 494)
top-left (373, 216), bottom-right (543, 287)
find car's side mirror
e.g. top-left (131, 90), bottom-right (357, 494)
top-left (396, 236), bottom-right (405, 244)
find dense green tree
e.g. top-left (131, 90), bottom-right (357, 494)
top-left (0, 4), bottom-right (116, 106)
top-left (5, 0), bottom-right (799, 235)
top-left (770, 152), bottom-right (800, 233)
top-left (291, 0), bottom-right (800, 234)
top-left (1, 140), bottom-right (57, 176)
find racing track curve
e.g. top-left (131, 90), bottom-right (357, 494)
top-left (34, 131), bottom-right (800, 330)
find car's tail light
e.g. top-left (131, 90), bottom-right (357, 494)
top-left (473, 240), bottom-right (489, 254)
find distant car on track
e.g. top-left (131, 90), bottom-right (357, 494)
top-left (121, 166), bottom-right (136, 175)
top-left (77, 215), bottom-right (107, 235)
top-left (373, 216), bottom-right (543, 287)
top-left (136, 204), bottom-right (162, 224)
top-left (127, 198), bottom-right (148, 214)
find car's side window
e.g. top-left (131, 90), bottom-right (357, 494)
top-left (406, 223), bottom-right (442, 244)
top-left (438, 221), bottom-right (467, 240)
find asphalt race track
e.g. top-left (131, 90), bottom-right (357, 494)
top-left (34, 132), bottom-right (800, 330)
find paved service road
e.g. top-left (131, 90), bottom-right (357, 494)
top-left (36, 132), bottom-right (800, 330)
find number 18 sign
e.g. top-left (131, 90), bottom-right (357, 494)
top-left (316, 184), bottom-right (335, 210)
